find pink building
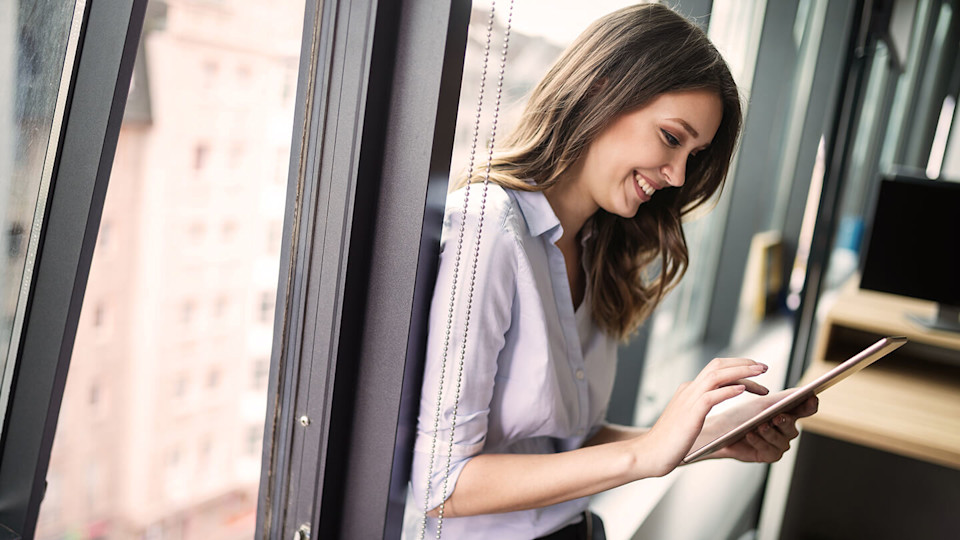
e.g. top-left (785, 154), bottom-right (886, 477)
top-left (35, 1), bottom-right (303, 538)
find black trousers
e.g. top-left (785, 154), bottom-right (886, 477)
top-left (535, 511), bottom-right (606, 540)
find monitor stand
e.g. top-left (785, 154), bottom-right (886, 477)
top-left (908, 304), bottom-right (960, 333)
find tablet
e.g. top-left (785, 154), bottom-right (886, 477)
top-left (682, 336), bottom-right (907, 464)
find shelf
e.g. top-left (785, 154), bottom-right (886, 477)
top-left (799, 279), bottom-right (960, 470)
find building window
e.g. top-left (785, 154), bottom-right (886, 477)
top-left (207, 368), bottom-right (220, 389)
top-left (173, 375), bottom-right (187, 399)
top-left (193, 143), bottom-right (209, 171)
top-left (167, 446), bottom-right (181, 469)
top-left (229, 142), bottom-right (245, 169)
top-left (252, 358), bottom-right (269, 390)
top-left (98, 221), bottom-right (111, 250)
top-left (181, 301), bottom-right (195, 325)
top-left (93, 303), bottom-right (106, 328)
top-left (259, 292), bottom-right (273, 323)
top-left (214, 296), bottom-right (228, 318)
top-left (282, 61), bottom-right (297, 102)
top-left (236, 64), bottom-right (251, 82)
top-left (221, 221), bottom-right (237, 242)
top-left (202, 60), bottom-right (218, 90)
top-left (188, 222), bottom-right (205, 241)
top-left (89, 382), bottom-right (100, 407)
top-left (267, 221), bottom-right (282, 254)
top-left (246, 426), bottom-right (260, 456)
top-left (275, 147), bottom-right (288, 184)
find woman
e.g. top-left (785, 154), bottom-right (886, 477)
top-left (411, 4), bottom-right (818, 539)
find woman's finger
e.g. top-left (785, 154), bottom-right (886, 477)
top-left (731, 378), bottom-right (769, 396)
top-left (745, 430), bottom-right (785, 461)
top-left (700, 384), bottom-right (747, 410)
top-left (756, 422), bottom-right (788, 448)
top-left (698, 364), bottom-right (767, 391)
top-left (772, 414), bottom-right (800, 439)
top-left (795, 396), bottom-right (819, 418)
top-left (706, 357), bottom-right (763, 370)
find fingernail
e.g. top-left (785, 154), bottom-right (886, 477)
top-left (752, 364), bottom-right (766, 373)
top-left (760, 424), bottom-right (770, 433)
top-left (776, 415), bottom-right (786, 425)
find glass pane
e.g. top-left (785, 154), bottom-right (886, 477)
top-left (33, 0), bottom-right (306, 537)
top-left (0, 1), bottom-right (83, 433)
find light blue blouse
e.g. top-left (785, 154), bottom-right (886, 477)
top-left (409, 185), bottom-right (619, 539)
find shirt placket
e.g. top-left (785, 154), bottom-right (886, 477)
top-left (545, 228), bottom-right (590, 439)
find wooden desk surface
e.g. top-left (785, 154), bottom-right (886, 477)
top-left (800, 357), bottom-right (960, 470)
top-left (799, 282), bottom-right (960, 470)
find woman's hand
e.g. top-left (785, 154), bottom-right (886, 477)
top-left (632, 357), bottom-right (770, 478)
top-left (701, 391), bottom-right (819, 463)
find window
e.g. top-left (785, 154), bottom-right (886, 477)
top-left (202, 60), bottom-right (218, 90)
top-left (252, 358), bottom-right (269, 390)
top-left (92, 302), bottom-right (106, 329)
top-left (214, 295), bottom-right (229, 318)
top-left (221, 221), bottom-right (237, 242)
top-left (188, 221), bottom-right (204, 241)
top-left (193, 143), bottom-right (209, 171)
top-left (180, 301), bottom-right (195, 325)
top-left (30, 1), bottom-right (308, 536)
top-left (246, 425), bottom-right (260, 456)
top-left (98, 221), bottom-right (111, 250)
top-left (173, 375), bottom-right (187, 399)
top-left (275, 147), bottom-right (288, 184)
top-left (258, 292), bottom-right (273, 323)
top-left (206, 368), bottom-right (219, 389)
top-left (89, 382), bottom-right (99, 407)
top-left (267, 220), bottom-right (281, 253)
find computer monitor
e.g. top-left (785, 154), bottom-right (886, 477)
top-left (860, 175), bottom-right (960, 333)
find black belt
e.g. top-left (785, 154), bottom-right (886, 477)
top-left (535, 511), bottom-right (605, 540)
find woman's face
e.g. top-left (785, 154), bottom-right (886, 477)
top-left (575, 89), bottom-right (724, 218)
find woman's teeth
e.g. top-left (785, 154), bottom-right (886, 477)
top-left (634, 173), bottom-right (655, 196)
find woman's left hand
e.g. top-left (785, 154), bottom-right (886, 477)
top-left (699, 390), bottom-right (819, 463)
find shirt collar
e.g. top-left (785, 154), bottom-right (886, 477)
top-left (512, 187), bottom-right (562, 241)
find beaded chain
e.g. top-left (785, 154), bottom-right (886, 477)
top-left (418, 2), bottom-right (513, 538)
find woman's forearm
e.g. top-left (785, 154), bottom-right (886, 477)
top-left (583, 423), bottom-right (649, 446)
top-left (434, 436), bottom-right (658, 518)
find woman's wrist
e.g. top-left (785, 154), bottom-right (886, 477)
top-left (624, 432), bottom-right (674, 480)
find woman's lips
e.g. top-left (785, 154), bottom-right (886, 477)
top-left (633, 171), bottom-right (656, 202)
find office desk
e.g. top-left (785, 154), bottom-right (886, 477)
top-left (778, 284), bottom-right (960, 540)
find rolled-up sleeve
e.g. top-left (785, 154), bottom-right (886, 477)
top-left (410, 188), bottom-right (518, 512)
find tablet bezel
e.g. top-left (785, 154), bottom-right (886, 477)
top-left (682, 336), bottom-right (908, 464)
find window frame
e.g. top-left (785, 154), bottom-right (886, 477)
top-left (0, 0), bottom-right (148, 534)
top-left (254, 0), bottom-right (471, 538)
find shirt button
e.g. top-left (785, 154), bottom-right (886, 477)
top-left (576, 369), bottom-right (585, 380)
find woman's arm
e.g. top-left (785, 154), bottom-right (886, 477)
top-left (433, 357), bottom-right (770, 518)
top-left (583, 423), bottom-right (648, 446)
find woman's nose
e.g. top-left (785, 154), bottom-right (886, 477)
top-left (662, 158), bottom-right (685, 187)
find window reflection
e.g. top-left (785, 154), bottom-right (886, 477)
top-left (34, 0), bottom-right (305, 538)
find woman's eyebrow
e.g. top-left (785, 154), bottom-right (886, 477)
top-left (668, 118), bottom-right (700, 139)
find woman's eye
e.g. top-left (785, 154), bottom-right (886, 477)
top-left (661, 129), bottom-right (680, 147)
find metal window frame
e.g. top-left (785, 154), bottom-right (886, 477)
top-left (701, 0), bottom-right (857, 351)
top-left (255, 1), bottom-right (471, 538)
top-left (0, 0), bottom-right (147, 535)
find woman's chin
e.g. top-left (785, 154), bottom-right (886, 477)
top-left (615, 202), bottom-right (643, 219)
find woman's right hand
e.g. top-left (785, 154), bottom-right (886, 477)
top-left (631, 357), bottom-right (768, 478)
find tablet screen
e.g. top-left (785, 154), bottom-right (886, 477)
top-left (682, 336), bottom-right (907, 464)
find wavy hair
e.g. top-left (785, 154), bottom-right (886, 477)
top-left (459, 3), bottom-right (742, 341)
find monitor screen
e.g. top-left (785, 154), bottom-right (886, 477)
top-left (860, 176), bottom-right (960, 307)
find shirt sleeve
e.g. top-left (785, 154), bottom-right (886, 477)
top-left (410, 188), bottom-right (518, 512)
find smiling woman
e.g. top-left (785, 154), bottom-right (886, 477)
top-left (411, 4), bottom-right (818, 540)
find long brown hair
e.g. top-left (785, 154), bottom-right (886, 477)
top-left (460, 4), bottom-right (742, 341)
